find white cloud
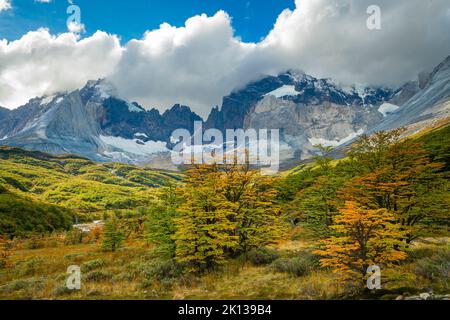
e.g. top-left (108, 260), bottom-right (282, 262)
top-left (0, 0), bottom-right (12, 12)
top-left (67, 21), bottom-right (86, 34)
top-left (1, 0), bottom-right (449, 117)
top-left (110, 0), bottom-right (450, 117)
top-left (0, 29), bottom-right (122, 108)
top-left (263, 0), bottom-right (450, 87)
top-left (109, 11), bottom-right (266, 118)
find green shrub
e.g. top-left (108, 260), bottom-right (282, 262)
top-left (125, 261), bottom-right (147, 277)
top-left (415, 249), bottom-right (450, 280)
top-left (81, 259), bottom-right (106, 273)
top-left (271, 258), bottom-right (309, 276)
top-left (64, 253), bottom-right (85, 261)
top-left (112, 272), bottom-right (134, 282)
top-left (45, 237), bottom-right (59, 248)
top-left (24, 235), bottom-right (45, 250)
top-left (64, 229), bottom-right (84, 245)
top-left (0, 280), bottom-right (28, 293)
top-left (55, 273), bottom-right (68, 281)
top-left (18, 257), bottom-right (44, 276)
top-left (0, 278), bottom-right (43, 294)
top-left (143, 259), bottom-right (183, 281)
top-left (159, 278), bottom-right (177, 291)
top-left (85, 271), bottom-right (113, 282)
top-left (271, 253), bottom-right (319, 277)
top-left (53, 284), bottom-right (75, 296)
top-left (246, 248), bottom-right (280, 265)
top-left (86, 289), bottom-right (103, 297)
top-left (407, 247), bottom-right (438, 262)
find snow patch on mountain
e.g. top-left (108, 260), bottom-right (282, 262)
top-left (40, 95), bottom-right (55, 106)
top-left (378, 103), bottom-right (400, 117)
top-left (100, 135), bottom-right (168, 156)
top-left (127, 102), bottom-right (144, 113)
top-left (265, 85), bottom-right (298, 98)
top-left (308, 129), bottom-right (364, 147)
top-left (354, 84), bottom-right (368, 99)
top-left (134, 132), bottom-right (148, 138)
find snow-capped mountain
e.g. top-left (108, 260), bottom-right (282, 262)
top-left (0, 80), bottom-right (202, 168)
top-left (0, 55), bottom-right (449, 169)
top-left (206, 70), bottom-right (395, 164)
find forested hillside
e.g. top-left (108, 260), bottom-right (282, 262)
top-left (0, 186), bottom-right (72, 237)
top-left (0, 147), bottom-right (181, 218)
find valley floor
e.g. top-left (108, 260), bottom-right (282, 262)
top-left (0, 238), bottom-right (448, 300)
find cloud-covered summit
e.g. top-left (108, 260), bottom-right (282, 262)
top-left (1, 0), bottom-right (449, 117)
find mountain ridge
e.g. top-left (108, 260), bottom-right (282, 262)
top-left (0, 55), bottom-right (449, 168)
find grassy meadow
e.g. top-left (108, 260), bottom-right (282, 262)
top-left (1, 236), bottom-right (448, 300)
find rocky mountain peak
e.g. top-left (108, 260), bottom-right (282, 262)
top-left (1, 55), bottom-right (449, 169)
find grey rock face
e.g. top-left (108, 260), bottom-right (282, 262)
top-left (235, 71), bottom-right (390, 162)
top-left (0, 55), bottom-right (449, 168)
top-left (0, 80), bottom-right (202, 165)
top-left (371, 55), bottom-right (450, 134)
top-left (2, 90), bottom-right (105, 160)
top-left (389, 81), bottom-right (420, 106)
top-left (419, 71), bottom-right (432, 89)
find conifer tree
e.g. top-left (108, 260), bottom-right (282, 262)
top-left (291, 145), bottom-right (345, 238)
top-left (101, 215), bottom-right (124, 252)
top-left (144, 184), bottom-right (179, 257)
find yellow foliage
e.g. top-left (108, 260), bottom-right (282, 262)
top-left (314, 201), bottom-right (407, 289)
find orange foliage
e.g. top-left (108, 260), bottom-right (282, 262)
top-left (314, 201), bottom-right (407, 289)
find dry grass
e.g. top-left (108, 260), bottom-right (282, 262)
top-left (0, 238), bottom-right (448, 300)
top-left (173, 265), bottom-right (343, 300)
top-left (0, 242), bottom-right (152, 300)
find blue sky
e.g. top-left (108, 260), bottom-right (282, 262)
top-left (0, 0), bottom-right (295, 42)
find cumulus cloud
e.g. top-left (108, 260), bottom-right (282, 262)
top-left (0, 0), bottom-right (11, 12)
top-left (109, 11), bottom-right (268, 118)
top-left (1, 0), bottom-right (449, 117)
top-left (67, 21), bottom-right (85, 34)
top-left (0, 29), bottom-right (122, 108)
top-left (263, 0), bottom-right (450, 87)
top-left (110, 0), bottom-right (450, 117)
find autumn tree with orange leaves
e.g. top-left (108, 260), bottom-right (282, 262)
top-left (314, 201), bottom-right (407, 291)
top-left (344, 128), bottom-right (448, 242)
